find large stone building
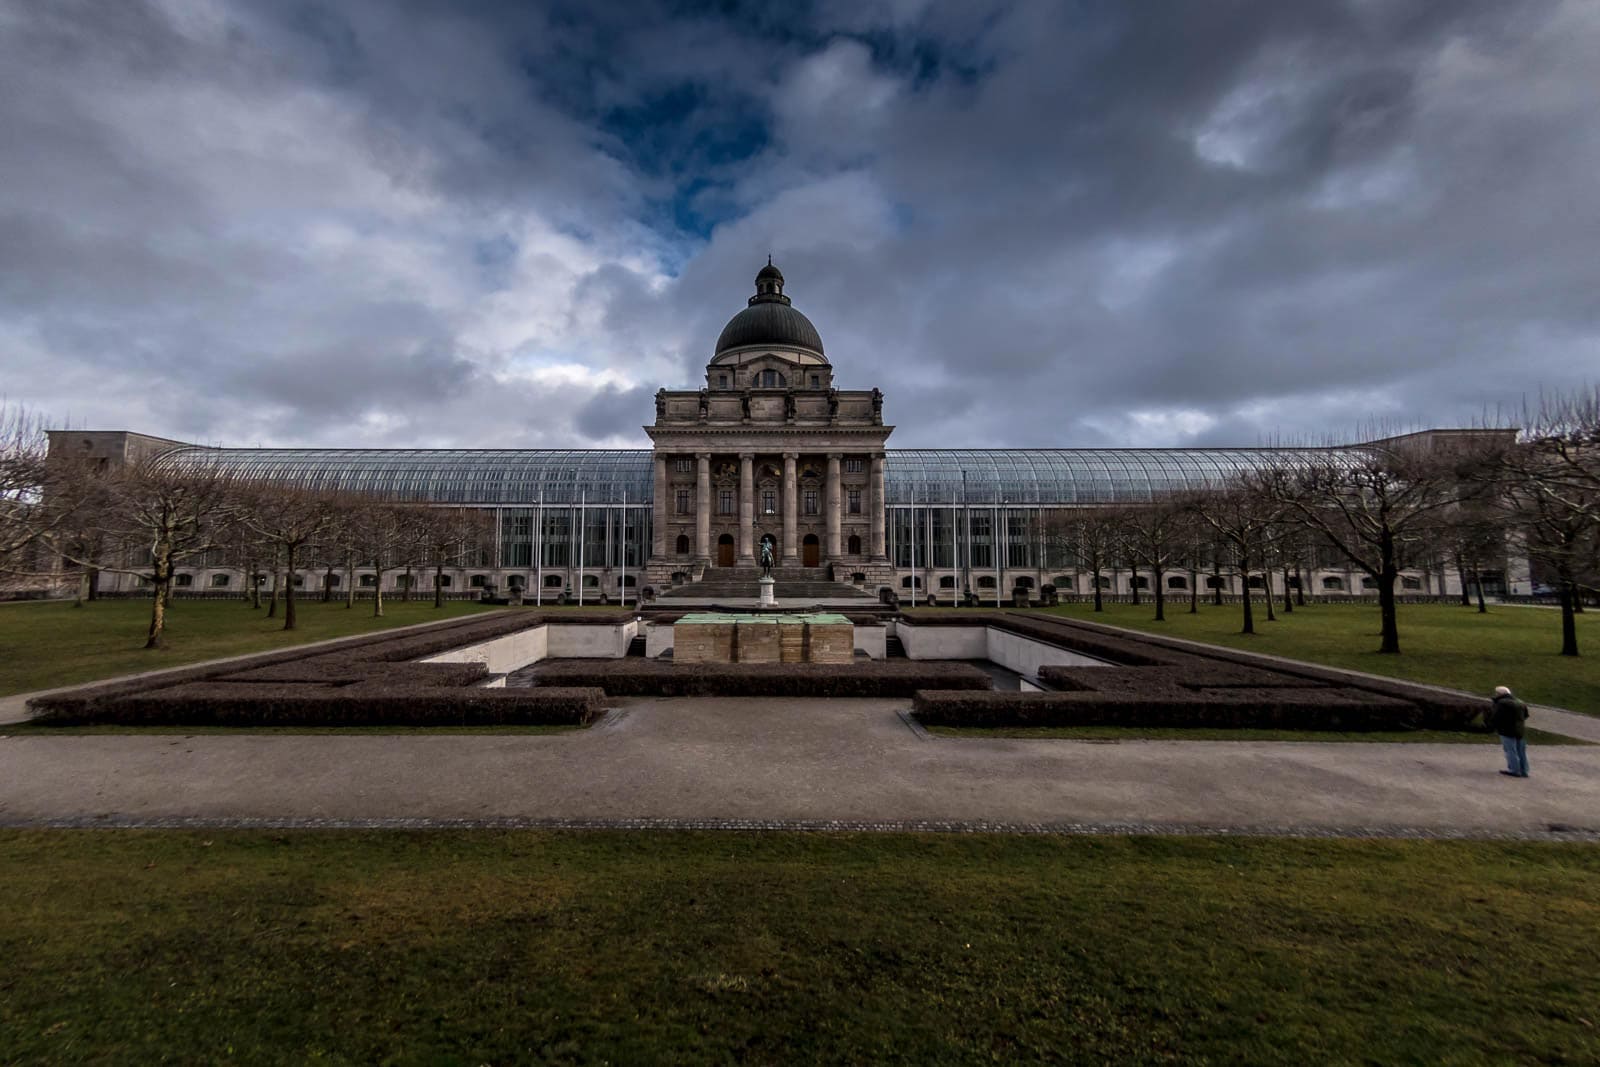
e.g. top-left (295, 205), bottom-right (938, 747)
top-left (47, 262), bottom-right (1528, 602)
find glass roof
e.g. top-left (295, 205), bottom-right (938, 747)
top-left (882, 448), bottom-right (1352, 505)
top-left (154, 448), bottom-right (655, 506)
top-left (155, 445), bottom-right (1359, 506)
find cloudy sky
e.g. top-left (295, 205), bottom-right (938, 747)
top-left (3, 0), bottom-right (1597, 450)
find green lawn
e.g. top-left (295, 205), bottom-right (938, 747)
top-left (1, 831), bottom-right (1596, 1064)
top-left (1022, 601), bottom-right (1600, 716)
top-left (0, 598), bottom-right (503, 696)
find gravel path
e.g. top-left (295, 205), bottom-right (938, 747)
top-left (3, 696), bottom-right (1597, 838)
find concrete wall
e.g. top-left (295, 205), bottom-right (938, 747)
top-left (422, 626), bottom-right (548, 674)
top-left (422, 619), bottom-right (638, 674)
top-left (853, 624), bottom-right (886, 660)
top-left (644, 621), bottom-right (675, 658)
top-left (896, 621), bottom-right (1110, 677)
top-left (546, 620), bottom-right (639, 659)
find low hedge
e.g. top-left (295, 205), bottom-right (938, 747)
top-left (526, 659), bottom-right (992, 698)
top-left (913, 688), bottom-right (1424, 732)
top-left (45, 685), bottom-right (606, 727)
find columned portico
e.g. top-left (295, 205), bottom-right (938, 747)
top-left (826, 453), bottom-right (842, 558)
top-left (695, 452), bottom-right (711, 560)
top-left (738, 452), bottom-right (755, 563)
top-left (870, 452), bottom-right (886, 558)
top-left (782, 452), bottom-right (799, 564)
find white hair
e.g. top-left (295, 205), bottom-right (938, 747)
top-left (1494, 686), bottom-right (1512, 697)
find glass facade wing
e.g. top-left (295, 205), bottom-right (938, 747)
top-left (153, 448), bottom-right (655, 505)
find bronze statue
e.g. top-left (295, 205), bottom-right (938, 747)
top-left (759, 538), bottom-right (775, 578)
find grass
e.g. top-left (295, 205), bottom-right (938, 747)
top-left (0, 598), bottom-right (512, 697)
top-left (0, 723), bottom-right (583, 736)
top-left (1, 830), bottom-right (1597, 1064)
top-left (923, 724), bottom-right (1587, 744)
top-left (1020, 601), bottom-right (1600, 716)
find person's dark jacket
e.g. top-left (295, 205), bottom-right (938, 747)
top-left (1489, 694), bottom-right (1529, 739)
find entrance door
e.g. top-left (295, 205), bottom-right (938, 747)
top-left (802, 534), bottom-right (820, 567)
top-left (717, 534), bottom-right (736, 567)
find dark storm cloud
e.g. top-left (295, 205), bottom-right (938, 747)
top-left (3, 0), bottom-right (1597, 450)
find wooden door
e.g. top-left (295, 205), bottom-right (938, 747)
top-left (717, 536), bottom-right (735, 567)
top-left (802, 535), bottom-right (820, 567)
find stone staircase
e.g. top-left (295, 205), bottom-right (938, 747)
top-left (658, 566), bottom-right (875, 601)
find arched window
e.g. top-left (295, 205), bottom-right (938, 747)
top-left (1132, 576), bottom-right (1149, 589)
top-left (1053, 576), bottom-right (1074, 590)
top-left (977, 575), bottom-right (996, 589)
top-left (435, 575), bottom-right (451, 587)
top-left (851, 572), bottom-right (865, 583)
top-left (1095, 576), bottom-right (1112, 588)
top-left (506, 574), bottom-right (525, 588)
top-left (675, 534), bottom-right (690, 555)
top-left (1014, 576), bottom-right (1035, 589)
top-left (174, 573), bottom-right (194, 588)
top-left (582, 575), bottom-right (599, 588)
top-left (1167, 575), bottom-right (1187, 589)
top-left (1321, 576), bottom-right (1344, 590)
top-left (939, 575), bottom-right (956, 589)
top-left (1401, 576), bottom-right (1422, 590)
top-left (469, 574), bottom-right (488, 588)
top-left (1361, 577), bottom-right (1378, 590)
top-left (1205, 576), bottom-right (1226, 589)
top-left (325, 574), bottom-right (342, 587)
top-left (210, 573), bottom-right (231, 587)
top-left (359, 574), bottom-right (377, 587)
top-left (901, 576), bottom-right (922, 589)
top-left (1246, 575), bottom-right (1265, 589)
top-left (619, 575), bottom-right (636, 587)
top-left (544, 574), bottom-right (563, 588)
top-left (847, 534), bottom-right (861, 555)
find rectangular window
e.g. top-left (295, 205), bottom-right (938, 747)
top-left (810, 374), bottom-right (820, 388)
top-left (803, 490), bottom-right (819, 515)
top-left (718, 490), bottom-right (735, 514)
top-left (675, 489), bottom-right (691, 514)
top-left (845, 458), bottom-right (864, 473)
top-left (761, 489), bottom-right (777, 514)
top-left (674, 457), bottom-right (693, 473)
top-left (718, 375), bottom-right (728, 388)
top-left (847, 489), bottom-right (861, 514)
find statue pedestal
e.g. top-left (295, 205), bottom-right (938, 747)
top-left (757, 576), bottom-right (777, 607)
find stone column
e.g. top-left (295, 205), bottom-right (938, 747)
top-left (870, 452), bottom-right (887, 558)
top-left (826, 453), bottom-right (843, 559)
top-left (782, 452), bottom-right (799, 564)
top-left (651, 454), bottom-right (667, 559)
top-left (738, 452), bottom-right (755, 563)
top-left (695, 452), bottom-right (711, 560)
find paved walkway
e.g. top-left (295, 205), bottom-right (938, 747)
top-left (3, 697), bottom-right (1598, 838)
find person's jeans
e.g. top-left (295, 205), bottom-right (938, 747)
top-left (1500, 735), bottom-right (1529, 777)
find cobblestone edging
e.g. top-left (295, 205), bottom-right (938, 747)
top-left (1, 813), bottom-right (1595, 841)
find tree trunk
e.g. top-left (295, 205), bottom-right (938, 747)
top-left (434, 561), bottom-right (445, 608)
top-left (1558, 578), bottom-right (1579, 656)
top-left (266, 566), bottom-right (279, 619)
top-left (74, 569), bottom-right (91, 608)
top-left (1377, 572), bottom-right (1400, 654)
top-left (1294, 565), bottom-right (1305, 607)
top-left (1263, 576), bottom-right (1276, 622)
top-left (144, 550), bottom-right (172, 649)
top-left (283, 544), bottom-right (298, 631)
top-left (251, 565), bottom-right (262, 609)
top-left (322, 565), bottom-right (334, 603)
top-left (1189, 568), bottom-right (1198, 614)
top-left (1129, 568), bottom-right (1140, 607)
top-left (1281, 565), bottom-right (1293, 614)
top-left (345, 556), bottom-right (356, 609)
top-left (1474, 571), bottom-right (1487, 614)
top-left (1211, 566), bottom-right (1223, 606)
top-left (1455, 556), bottom-right (1472, 607)
top-left (1153, 565), bottom-right (1165, 621)
top-left (1092, 570), bottom-right (1103, 612)
top-left (402, 565), bottom-right (412, 603)
top-left (1239, 571), bottom-right (1255, 635)
top-left (373, 569), bottom-right (385, 618)
top-left (87, 567), bottom-right (100, 602)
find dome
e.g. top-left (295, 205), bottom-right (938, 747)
top-left (714, 260), bottom-right (826, 357)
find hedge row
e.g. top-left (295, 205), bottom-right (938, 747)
top-left (74, 685), bottom-right (606, 727)
top-left (902, 611), bottom-right (1487, 731)
top-left (913, 688), bottom-right (1423, 732)
top-left (526, 659), bottom-right (992, 698)
top-left (25, 610), bottom-right (608, 726)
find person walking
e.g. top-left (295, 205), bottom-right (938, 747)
top-left (1489, 685), bottom-right (1530, 778)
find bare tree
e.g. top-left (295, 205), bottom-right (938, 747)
top-left (1047, 508), bottom-right (1120, 612)
top-left (416, 507), bottom-right (494, 608)
top-left (44, 461), bottom-right (237, 648)
top-left (1252, 435), bottom-right (1492, 654)
top-left (1120, 498), bottom-right (1186, 622)
top-left (1183, 486), bottom-right (1281, 636)
top-left (240, 485), bottom-right (340, 631)
top-left (348, 501), bottom-right (416, 618)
